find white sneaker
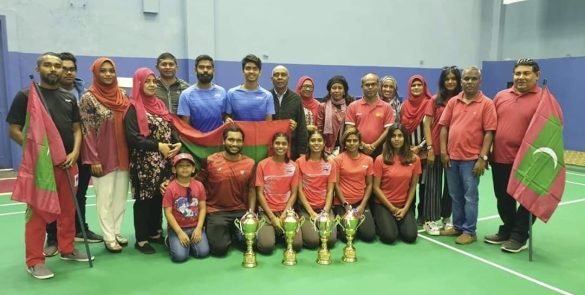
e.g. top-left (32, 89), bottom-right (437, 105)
top-left (423, 221), bottom-right (440, 236)
top-left (442, 217), bottom-right (453, 230)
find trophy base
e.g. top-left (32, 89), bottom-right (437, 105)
top-left (282, 250), bottom-right (297, 266)
top-left (242, 253), bottom-right (257, 268)
top-left (316, 250), bottom-right (332, 265)
top-left (342, 247), bottom-right (357, 263)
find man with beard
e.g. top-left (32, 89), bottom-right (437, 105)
top-left (177, 55), bottom-right (226, 132)
top-left (155, 52), bottom-right (190, 114)
top-left (7, 52), bottom-right (93, 279)
top-left (269, 65), bottom-right (307, 160)
top-left (44, 53), bottom-right (103, 258)
top-left (225, 54), bottom-right (275, 121)
top-left (204, 125), bottom-right (256, 256)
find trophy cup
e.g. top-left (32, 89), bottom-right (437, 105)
top-left (336, 207), bottom-right (366, 263)
top-left (234, 211), bottom-right (265, 268)
top-left (281, 209), bottom-right (305, 266)
top-left (312, 211), bottom-right (336, 265)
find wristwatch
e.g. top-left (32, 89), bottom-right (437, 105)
top-left (480, 154), bottom-right (488, 161)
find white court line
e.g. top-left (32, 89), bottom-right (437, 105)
top-left (0, 199), bottom-right (135, 217)
top-left (567, 181), bottom-right (585, 187)
top-left (567, 171), bottom-right (585, 177)
top-left (418, 235), bottom-right (573, 295)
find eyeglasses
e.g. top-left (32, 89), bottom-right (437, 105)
top-left (442, 66), bottom-right (458, 70)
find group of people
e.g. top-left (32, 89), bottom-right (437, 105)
top-left (6, 51), bottom-right (552, 280)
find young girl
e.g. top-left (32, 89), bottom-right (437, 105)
top-left (297, 130), bottom-right (337, 249)
top-left (163, 153), bottom-right (209, 262)
top-left (333, 128), bottom-right (376, 242)
top-left (255, 132), bottom-right (301, 254)
top-left (422, 66), bottom-right (462, 235)
top-left (373, 124), bottom-right (421, 244)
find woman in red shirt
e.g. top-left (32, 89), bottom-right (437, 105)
top-left (373, 123), bottom-right (421, 244)
top-left (297, 130), bottom-right (337, 249)
top-left (333, 128), bottom-right (376, 242)
top-left (255, 132), bottom-right (301, 254)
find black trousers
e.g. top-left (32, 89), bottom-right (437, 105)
top-left (491, 162), bottom-right (535, 243)
top-left (46, 162), bottom-right (91, 243)
top-left (133, 194), bottom-right (163, 242)
top-left (333, 202), bottom-right (376, 243)
top-left (205, 210), bottom-right (246, 256)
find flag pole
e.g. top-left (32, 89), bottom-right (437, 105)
top-left (527, 79), bottom-right (548, 263)
top-left (29, 75), bottom-right (93, 268)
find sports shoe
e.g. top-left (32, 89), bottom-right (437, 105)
top-left (484, 233), bottom-right (509, 245)
top-left (455, 233), bottom-right (477, 245)
top-left (60, 249), bottom-right (95, 262)
top-left (116, 235), bottom-right (128, 247)
top-left (423, 221), bottom-right (440, 236)
top-left (43, 241), bottom-right (58, 257)
top-left (442, 217), bottom-right (453, 230)
top-left (501, 239), bottom-right (528, 253)
top-left (75, 230), bottom-right (103, 243)
top-left (148, 235), bottom-right (165, 245)
top-left (27, 263), bottom-right (54, 280)
top-left (439, 227), bottom-right (462, 236)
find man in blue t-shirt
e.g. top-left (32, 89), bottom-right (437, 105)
top-left (177, 55), bottom-right (226, 132)
top-left (225, 54), bottom-right (275, 122)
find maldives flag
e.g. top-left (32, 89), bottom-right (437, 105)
top-left (506, 87), bottom-right (565, 223)
top-left (171, 116), bottom-right (290, 163)
top-left (11, 82), bottom-right (68, 223)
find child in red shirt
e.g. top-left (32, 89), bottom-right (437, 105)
top-left (163, 153), bottom-right (209, 262)
top-left (373, 124), bottom-right (421, 244)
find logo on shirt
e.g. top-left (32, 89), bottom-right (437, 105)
top-left (356, 112), bottom-right (363, 116)
top-left (362, 164), bottom-right (369, 169)
top-left (240, 170), bottom-right (245, 175)
top-left (256, 96), bottom-right (264, 99)
top-left (285, 164), bottom-right (296, 175)
top-left (375, 112), bottom-right (382, 117)
top-left (175, 197), bottom-right (199, 218)
top-left (322, 163), bottom-right (332, 174)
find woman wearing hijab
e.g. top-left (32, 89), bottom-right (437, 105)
top-left (379, 75), bottom-right (402, 123)
top-left (316, 75), bottom-right (354, 157)
top-left (400, 74), bottom-right (432, 225)
top-left (296, 76), bottom-right (320, 132)
top-left (124, 68), bottom-right (182, 254)
top-left (79, 58), bottom-right (130, 253)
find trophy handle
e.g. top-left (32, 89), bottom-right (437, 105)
top-left (335, 215), bottom-right (346, 230)
top-left (357, 213), bottom-right (366, 228)
top-left (256, 217), bottom-right (267, 234)
top-left (298, 216), bottom-right (306, 232)
top-left (234, 218), bottom-right (242, 232)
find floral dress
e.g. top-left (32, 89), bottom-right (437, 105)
top-left (129, 112), bottom-right (174, 200)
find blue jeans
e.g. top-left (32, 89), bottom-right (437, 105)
top-left (446, 160), bottom-right (480, 235)
top-left (168, 227), bottom-right (210, 262)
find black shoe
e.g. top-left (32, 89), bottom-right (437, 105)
top-left (148, 235), bottom-right (165, 245)
top-left (135, 242), bottom-right (156, 254)
top-left (75, 230), bottom-right (104, 243)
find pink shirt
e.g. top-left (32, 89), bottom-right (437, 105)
top-left (296, 157), bottom-right (336, 209)
top-left (492, 87), bottom-right (542, 164)
top-left (345, 97), bottom-right (394, 144)
top-left (373, 155), bottom-right (421, 207)
top-left (438, 91), bottom-right (497, 161)
top-left (255, 158), bottom-right (299, 212)
top-left (425, 96), bottom-right (446, 155)
top-left (163, 179), bottom-right (207, 229)
top-left (333, 153), bottom-right (373, 205)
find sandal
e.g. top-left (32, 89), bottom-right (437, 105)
top-left (104, 240), bottom-right (122, 253)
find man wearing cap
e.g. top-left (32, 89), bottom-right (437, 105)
top-left (204, 125), bottom-right (256, 256)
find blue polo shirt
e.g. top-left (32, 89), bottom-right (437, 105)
top-left (225, 85), bottom-right (275, 121)
top-left (177, 84), bottom-right (226, 132)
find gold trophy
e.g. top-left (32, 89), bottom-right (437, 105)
top-left (336, 207), bottom-right (366, 263)
top-left (312, 211), bottom-right (336, 265)
top-left (234, 211), bottom-right (265, 268)
top-left (281, 209), bottom-right (304, 266)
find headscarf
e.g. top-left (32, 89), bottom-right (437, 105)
top-left (130, 67), bottom-right (173, 137)
top-left (88, 58), bottom-right (130, 169)
top-left (295, 76), bottom-right (319, 111)
top-left (379, 75), bottom-right (400, 102)
top-left (323, 76), bottom-right (349, 135)
top-left (400, 75), bottom-right (432, 134)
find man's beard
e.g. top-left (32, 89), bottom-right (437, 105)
top-left (42, 74), bottom-right (61, 86)
top-left (224, 144), bottom-right (242, 156)
top-left (197, 73), bottom-right (213, 84)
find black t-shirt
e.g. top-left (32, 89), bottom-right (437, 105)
top-left (6, 86), bottom-right (80, 153)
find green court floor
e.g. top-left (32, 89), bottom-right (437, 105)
top-left (0, 167), bottom-right (583, 294)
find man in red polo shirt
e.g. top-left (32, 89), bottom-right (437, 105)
top-left (345, 73), bottom-right (394, 159)
top-left (484, 59), bottom-right (553, 253)
top-left (438, 66), bottom-right (497, 245)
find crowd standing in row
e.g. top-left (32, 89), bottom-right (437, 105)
top-left (6, 51), bottom-right (551, 279)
